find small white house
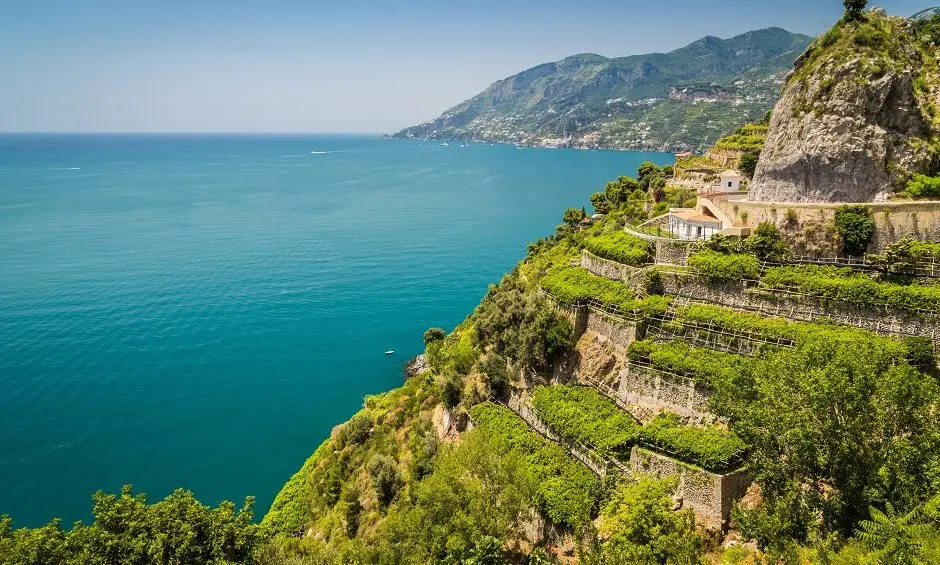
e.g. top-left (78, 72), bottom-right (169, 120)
top-left (667, 210), bottom-right (723, 240)
top-left (719, 170), bottom-right (742, 192)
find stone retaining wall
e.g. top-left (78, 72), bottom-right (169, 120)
top-left (553, 300), bottom-right (638, 347)
top-left (580, 250), bottom-right (645, 284)
top-left (585, 308), bottom-right (638, 345)
top-left (655, 240), bottom-right (693, 266)
top-left (618, 364), bottom-right (712, 420)
top-left (711, 198), bottom-right (940, 254)
top-left (660, 271), bottom-right (940, 344)
top-left (630, 446), bottom-right (751, 526)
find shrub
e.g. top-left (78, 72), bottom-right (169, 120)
top-left (423, 327), bottom-right (445, 345)
top-left (590, 192), bottom-right (611, 215)
top-left (478, 354), bottom-right (510, 399)
top-left (427, 324), bottom-right (479, 375)
top-left (367, 455), bottom-right (403, 509)
top-left (640, 412), bottom-right (747, 472)
top-left (834, 205), bottom-right (875, 256)
top-left (869, 238), bottom-right (940, 274)
top-left (903, 175), bottom-right (940, 199)
top-left (540, 266), bottom-right (671, 315)
top-left (474, 278), bottom-right (573, 374)
top-left (903, 337), bottom-right (937, 373)
top-left (337, 412), bottom-right (373, 447)
top-left (563, 207), bottom-right (587, 226)
top-left (688, 250), bottom-right (760, 282)
top-left (750, 221), bottom-right (790, 263)
top-left (470, 403), bottom-right (599, 526)
top-left (844, 0), bottom-right (869, 21)
top-left (532, 385), bottom-right (641, 454)
top-left (440, 373), bottom-right (462, 408)
top-left (583, 232), bottom-right (652, 266)
top-left (739, 151), bottom-right (760, 178)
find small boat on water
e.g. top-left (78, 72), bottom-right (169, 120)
top-left (385, 350), bottom-right (395, 355)
top-left (440, 142), bottom-right (449, 147)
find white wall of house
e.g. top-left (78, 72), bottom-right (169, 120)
top-left (719, 173), bottom-right (741, 192)
top-left (668, 217), bottom-right (722, 240)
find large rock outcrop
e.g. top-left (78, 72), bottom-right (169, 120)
top-left (749, 11), bottom-right (940, 203)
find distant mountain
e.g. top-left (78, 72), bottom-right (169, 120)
top-left (912, 7), bottom-right (940, 21)
top-left (395, 28), bottom-right (813, 152)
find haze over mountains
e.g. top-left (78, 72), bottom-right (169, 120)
top-left (396, 28), bottom-right (813, 151)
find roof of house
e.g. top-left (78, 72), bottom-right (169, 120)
top-left (675, 151), bottom-right (693, 158)
top-left (591, 213), bottom-right (605, 220)
top-left (720, 170), bottom-right (742, 178)
top-left (670, 210), bottom-right (722, 224)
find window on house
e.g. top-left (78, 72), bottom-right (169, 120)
top-left (728, 181), bottom-right (733, 187)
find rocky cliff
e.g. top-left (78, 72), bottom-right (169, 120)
top-left (749, 10), bottom-right (940, 203)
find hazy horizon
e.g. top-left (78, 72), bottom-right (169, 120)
top-left (2, 0), bottom-right (938, 134)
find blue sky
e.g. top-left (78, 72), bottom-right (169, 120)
top-left (1, 0), bottom-right (937, 133)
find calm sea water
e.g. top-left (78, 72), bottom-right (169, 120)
top-left (0, 134), bottom-right (672, 527)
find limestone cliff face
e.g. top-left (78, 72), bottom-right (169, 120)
top-left (749, 12), bottom-right (940, 203)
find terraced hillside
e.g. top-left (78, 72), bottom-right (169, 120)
top-left (253, 195), bottom-right (940, 562)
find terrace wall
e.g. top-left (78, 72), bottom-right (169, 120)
top-left (658, 271), bottom-right (940, 346)
top-left (618, 364), bottom-right (712, 421)
top-left (655, 240), bottom-right (693, 266)
top-left (580, 250), bottom-right (644, 285)
top-left (630, 446), bottom-right (751, 526)
top-left (710, 198), bottom-right (940, 253)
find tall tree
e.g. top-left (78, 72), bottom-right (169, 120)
top-left (844, 0), bottom-right (868, 20)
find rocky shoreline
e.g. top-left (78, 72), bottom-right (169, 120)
top-left (405, 354), bottom-right (428, 378)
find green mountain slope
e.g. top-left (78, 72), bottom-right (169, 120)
top-left (395, 28), bottom-right (813, 152)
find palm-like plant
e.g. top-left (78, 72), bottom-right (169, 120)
top-left (857, 503), bottom-right (932, 565)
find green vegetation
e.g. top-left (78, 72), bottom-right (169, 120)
top-left (902, 174), bottom-right (940, 199)
top-left (844, 0), bottom-right (868, 21)
top-left (582, 232), bottom-right (651, 266)
top-left (640, 412), bottom-right (747, 472)
top-left (712, 134), bottom-right (766, 152)
top-left (532, 385), bottom-right (640, 454)
top-left (687, 250), bottom-right (760, 282)
top-left (470, 403), bottom-right (599, 527)
top-left (728, 327), bottom-right (938, 543)
top-left (761, 264), bottom-right (940, 313)
top-left (475, 277), bottom-right (574, 377)
top-left (353, 429), bottom-right (539, 563)
top-left (699, 221), bottom-right (789, 263)
top-left (627, 339), bottom-right (752, 388)
top-left (673, 303), bottom-right (802, 342)
top-left (590, 477), bottom-right (703, 564)
top-left (0, 487), bottom-right (258, 565)
top-left (540, 266), bottom-right (671, 316)
top-left (739, 150), bottom-right (760, 178)
top-left (834, 205), bottom-right (875, 256)
top-left (563, 207), bottom-right (587, 226)
top-left (869, 237), bottom-right (940, 274)
top-left (422, 327), bottom-right (445, 345)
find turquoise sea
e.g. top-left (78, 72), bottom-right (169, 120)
top-left (0, 134), bottom-right (672, 527)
